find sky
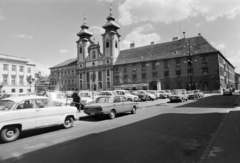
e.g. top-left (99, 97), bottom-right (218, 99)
top-left (0, 0), bottom-right (240, 76)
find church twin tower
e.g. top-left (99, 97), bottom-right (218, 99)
top-left (76, 8), bottom-right (121, 91)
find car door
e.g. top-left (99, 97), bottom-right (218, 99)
top-left (13, 100), bottom-right (37, 130)
top-left (35, 99), bottom-right (59, 128)
top-left (120, 96), bottom-right (131, 112)
top-left (113, 96), bottom-right (123, 113)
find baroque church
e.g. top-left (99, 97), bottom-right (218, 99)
top-left (49, 8), bottom-right (120, 91)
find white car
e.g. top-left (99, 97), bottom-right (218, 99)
top-left (79, 91), bottom-right (100, 105)
top-left (114, 90), bottom-right (139, 101)
top-left (46, 92), bottom-right (72, 106)
top-left (0, 96), bottom-right (77, 143)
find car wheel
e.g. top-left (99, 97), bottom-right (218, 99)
top-left (1, 126), bottom-right (20, 143)
top-left (185, 98), bottom-right (188, 101)
top-left (108, 110), bottom-right (116, 119)
top-left (63, 116), bottom-right (74, 129)
top-left (131, 106), bottom-right (137, 114)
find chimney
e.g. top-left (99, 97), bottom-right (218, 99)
top-left (151, 42), bottom-right (154, 45)
top-left (130, 42), bottom-right (135, 48)
top-left (172, 37), bottom-right (178, 41)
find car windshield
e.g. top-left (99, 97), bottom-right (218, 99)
top-left (147, 91), bottom-right (155, 94)
top-left (80, 93), bottom-right (91, 97)
top-left (0, 100), bottom-right (15, 111)
top-left (48, 93), bottom-right (66, 99)
top-left (95, 97), bottom-right (110, 103)
top-left (173, 92), bottom-right (182, 95)
top-left (193, 91), bottom-right (199, 93)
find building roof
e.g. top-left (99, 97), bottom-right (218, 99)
top-left (115, 35), bottom-right (219, 65)
top-left (49, 58), bottom-right (77, 69)
top-left (0, 54), bottom-right (29, 63)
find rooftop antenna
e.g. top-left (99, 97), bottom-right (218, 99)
top-left (83, 13), bottom-right (86, 25)
top-left (110, 3), bottom-right (112, 16)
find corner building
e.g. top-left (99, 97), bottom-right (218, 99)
top-left (49, 11), bottom-right (235, 92)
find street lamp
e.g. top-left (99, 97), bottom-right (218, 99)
top-left (183, 32), bottom-right (197, 90)
top-left (27, 75), bottom-right (35, 93)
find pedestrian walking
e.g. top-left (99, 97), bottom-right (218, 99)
top-left (71, 89), bottom-right (80, 112)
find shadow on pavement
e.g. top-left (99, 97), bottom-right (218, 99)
top-left (176, 95), bottom-right (240, 108)
top-left (2, 112), bottom-right (226, 163)
top-left (80, 112), bottom-right (132, 122)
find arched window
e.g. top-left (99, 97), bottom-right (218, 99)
top-left (80, 47), bottom-right (82, 53)
top-left (92, 51), bottom-right (96, 59)
top-left (106, 40), bottom-right (109, 48)
top-left (115, 41), bottom-right (117, 48)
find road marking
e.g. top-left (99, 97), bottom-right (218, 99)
top-left (24, 143), bottom-right (46, 150)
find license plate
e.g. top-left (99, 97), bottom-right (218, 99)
top-left (90, 113), bottom-right (95, 115)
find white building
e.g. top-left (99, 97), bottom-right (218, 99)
top-left (0, 54), bottom-right (36, 93)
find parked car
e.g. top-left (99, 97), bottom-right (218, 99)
top-left (79, 91), bottom-right (100, 105)
top-left (147, 90), bottom-right (160, 99)
top-left (0, 96), bottom-right (77, 143)
top-left (84, 95), bottom-right (139, 119)
top-left (186, 91), bottom-right (195, 100)
top-left (98, 91), bottom-right (118, 96)
top-left (193, 90), bottom-right (204, 98)
top-left (158, 90), bottom-right (170, 99)
top-left (223, 89), bottom-right (233, 96)
top-left (135, 90), bottom-right (156, 101)
top-left (169, 91), bottom-right (188, 102)
top-left (114, 90), bottom-right (139, 102)
top-left (46, 92), bottom-right (72, 106)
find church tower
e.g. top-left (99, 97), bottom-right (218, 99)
top-left (102, 6), bottom-right (121, 65)
top-left (76, 16), bottom-right (93, 68)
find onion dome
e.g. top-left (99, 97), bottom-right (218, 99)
top-left (77, 16), bottom-right (93, 38)
top-left (102, 5), bottom-right (120, 30)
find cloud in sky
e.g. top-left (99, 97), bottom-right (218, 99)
top-left (60, 49), bottom-right (68, 54)
top-left (89, 26), bottom-right (105, 34)
top-left (118, 0), bottom-right (240, 25)
top-left (28, 59), bottom-right (50, 76)
top-left (0, 15), bottom-right (5, 21)
top-left (227, 51), bottom-right (240, 72)
top-left (120, 24), bottom-right (160, 50)
top-left (211, 42), bottom-right (226, 50)
top-left (9, 33), bottom-right (33, 39)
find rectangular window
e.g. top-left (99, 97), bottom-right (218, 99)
top-left (107, 70), bottom-right (110, 76)
top-left (132, 74), bottom-right (137, 81)
top-left (176, 59), bottom-right (181, 67)
top-left (80, 47), bottom-right (82, 53)
top-left (106, 42), bottom-right (109, 48)
top-left (27, 68), bottom-right (31, 73)
top-left (115, 75), bottom-right (120, 83)
top-left (80, 81), bottom-right (83, 89)
top-left (20, 66), bottom-right (24, 72)
top-left (164, 61), bottom-right (169, 68)
top-left (164, 71), bottom-right (169, 78)
top-left (124, 74), bottom-right (128, 82)
top-left (19, 89), bottom-right (23, 93)
top-left (80, 73), bottom-right (82, 79)
top-left (107, 78), bottom-right (110, 88)
top-left (124, 66), bottom-right (127, 73)
top-left (12, 89), bottom-right (15, 93)
top-left (152, 72), bottom-right (157, 79)
top-left (3, 64), bottom-right (8, 70)
top-left (202, 56), bottom-right (207, 65)
top-left (132, 64), bottom-right (137, 72)
top-left (12, 75), bottom-right (16, 85)
top-left (176, 70), bottom-right (181, 77)
top-left (19, 76), bottom-right (24, 85)
top-left (98, 71), bottom-right (102, 81)
top-left (202, 67), bottom-right (208, 75)
top-left (142, 63), bottom-right (146, 71)
top-left (12, 65), bottom-right (16, 71)
top-left (86, 73), bottom-right (90, 82)
top-left (3, 75), bottom-right (8, 84)
top-left (142, 73), bottom-right (146, 80)
top-left (115, 67), bottom-right (119, 72)
top-left (152, 62), bottom-right (157, 70)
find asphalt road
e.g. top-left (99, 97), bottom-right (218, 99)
top-left (1, 94), bottom-right (239, 163)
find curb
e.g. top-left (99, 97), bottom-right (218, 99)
top-left (197, 113), bottom-right (229, 163)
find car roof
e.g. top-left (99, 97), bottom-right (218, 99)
top-left (1, 96), bottom-right (49, 102)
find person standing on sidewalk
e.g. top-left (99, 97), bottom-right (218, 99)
top-left (71, 89), bottom-right (81, 112)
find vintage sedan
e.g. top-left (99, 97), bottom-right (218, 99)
top-left (223, 89), bottom-right (233, 96)
top-left (114, 90), bottom-right (139, 102)
top-left (169, 91), bottom-right (188, 102)
top-left (46, 91), bottom-right (72, 106)
top-left (84, 95), bottom-right (139, 119)
top-left (0, 96), bottom-right (77, 143)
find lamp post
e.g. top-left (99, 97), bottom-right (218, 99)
top-left (183, 32), bottom-right (196, 90)
top-left (27, 75), bottom-right (35, 93)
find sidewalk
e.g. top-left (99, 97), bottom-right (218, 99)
top-left (76, 98), bottom-right (169, 120)
top-left (199, 110), bottom-right (240, 163)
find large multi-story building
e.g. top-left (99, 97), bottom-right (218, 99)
top-left (0, 54), bottom-right (36, 93)
top-left (49, 9), bottom-right (235, 92)
top-left (235, 73), bottom-right (240, 90)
